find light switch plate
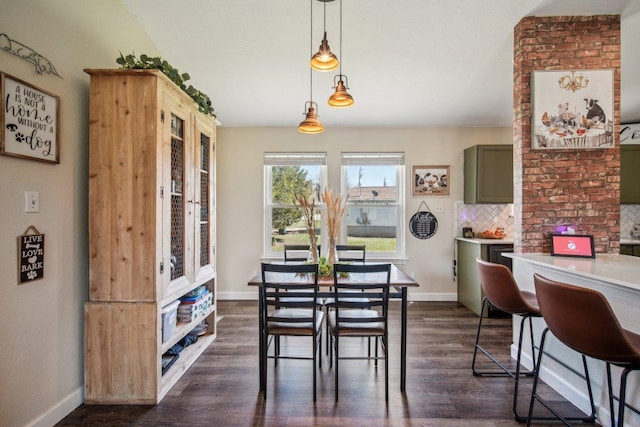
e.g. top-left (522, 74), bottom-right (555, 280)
top-left (25, 191), bottom-right (39, 213)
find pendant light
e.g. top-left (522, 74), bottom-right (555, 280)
top-left (299, 0), bottom-right (325, 134)
top-left (328, 0), bottom-right (354, 108)
top-left (310, 0), bottom-right (339, 72)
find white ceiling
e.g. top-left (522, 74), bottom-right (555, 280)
top-left (123, 0), bottom-right (640, 128)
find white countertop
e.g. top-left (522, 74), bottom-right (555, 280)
top-left (455, 236), bottom-right (514, 244)
top-left (505, 252), bottom-right (640, 291)
top-left (621, 239), bottom-right (640, 245)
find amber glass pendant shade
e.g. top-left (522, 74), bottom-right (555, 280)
top-left (310, 32), bottom-right (339, 72)
top-left (328, 76), bottom-right (354, 108)
top-left (298, 102), bottom-right (325, 134)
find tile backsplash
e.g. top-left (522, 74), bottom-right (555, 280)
top-left (454, 201), bottom-right (514, 237)
top-left (453, 203), bottom-right (640, 240)
top-left (621, 204), bottom-right (640, 239)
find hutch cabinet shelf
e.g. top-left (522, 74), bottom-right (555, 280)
top-left (84, 69), bottom-right (217, 404)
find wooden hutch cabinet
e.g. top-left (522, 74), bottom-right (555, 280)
top-left (84, 69), bottom-right (217, 404)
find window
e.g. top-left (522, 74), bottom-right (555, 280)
top-left (341, 152), bottom-right (405, 259)
top-left (264, 152), bottom-right (327, 257)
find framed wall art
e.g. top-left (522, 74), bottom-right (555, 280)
top-left (531, 69), bottom-right (614, 150)
top-left (412, 165), bottom-right (450, 196)
top-left (1, 72), bottom-right (60, 163)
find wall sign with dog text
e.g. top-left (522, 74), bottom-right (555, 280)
top-left (1, 72), bottom-right (60, 163)
top-left (18, 226), bottom-right (45, 284)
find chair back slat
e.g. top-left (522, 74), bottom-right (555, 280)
top-left (333, 263), bottom-right (391, 325)
top-left (336, 245), bottom-right (366, 262)
top-left (261, 262), bottom-right (319, 325)
top-left (283, 244), bottom-right (321, 262)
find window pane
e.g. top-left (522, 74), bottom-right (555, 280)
top-left (267, 161), bottom-right (324, 256)
top-left (345, 205), bottom-right (397, 251)
top-left (270, 165), bottom-right (321, 204)
top-left (270, 207), bottom-right (322, 253)
top-left (345, 165), bottom-right (397, 201)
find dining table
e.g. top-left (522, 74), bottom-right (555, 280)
top-left (247, 262), bottom-right (420, 393)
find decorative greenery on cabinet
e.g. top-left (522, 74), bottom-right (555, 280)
top-left (117, 53), bottom-right (216, 118)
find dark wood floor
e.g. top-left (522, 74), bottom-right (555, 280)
top-left (57, 301), bottom-right (595, 426)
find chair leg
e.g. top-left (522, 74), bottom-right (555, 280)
top-left (526, 328), bottom-right (596, 426)
top-left (513, 315), bottom-right (536, 421)
top-left (617, 367), bottom-right (634, 427)
top-left (335, 333), bottom-right (339, 402)
top-left (384, 334), bottom-right (389, 402)
top-left (607, 363), bottom-right (616, 427)
top-left (472, 298), bottom-right (536, 378)
top-left (318, 326), bottom-right (323, 369)
top-left (313, 331), bottom-right (317, 402)
top-left (375, 337), bottom-right (379, 367)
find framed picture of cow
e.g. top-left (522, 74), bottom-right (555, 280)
top-left (412, 165), bottom-right (450, 196)
top-left (531, 69), bottom-right (614, 150)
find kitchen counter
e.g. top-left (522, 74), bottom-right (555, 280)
top-left (455, 237), bottom-right (514, 316)
top-left (455, 236), bottom-right (514, 244)
top-left (506, 252), bottom-right (640, 424)
top-left (505, 252), bottom-right (640, 292)
top-left (621, 238), bottom-right (640, 245)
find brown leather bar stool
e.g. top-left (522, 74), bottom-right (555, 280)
top-left (530, 274), bottom-right (640, 427)
top-left (473, 258), bottom-right (542, 421)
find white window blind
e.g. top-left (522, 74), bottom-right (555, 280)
top-left (341, 152), bottom-right (405, 166)
top-left (264, 152), bottom-right (327, 166)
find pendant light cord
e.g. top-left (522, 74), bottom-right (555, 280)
top-left (339, 0), bottom-right (342, 76)
top-left (310, 0), bottom-right (313, 102)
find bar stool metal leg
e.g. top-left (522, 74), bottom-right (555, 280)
top-left (471, 297), bottom-right (538, 421)
top-left (526, 327), bottom-right (596, 426)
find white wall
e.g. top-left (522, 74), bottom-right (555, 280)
top-left (0, 2), bottom-right (158, 426)
top-left (216, 127), bottom-right (512, 301)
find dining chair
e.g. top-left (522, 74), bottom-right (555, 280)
top-left (529, 274), bottom-right (640, 427)
top-left (260, 262), bottom-right (323, 401)
top-left (325, 245), bottom-right (368, 352)
top-left (335, 244), bottom-right (366, 262)
top-left (283, 244), bottom-right (320, 262)
top-left (329, 263), bottom-right (391, 401)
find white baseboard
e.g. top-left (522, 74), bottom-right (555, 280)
top-left (217, 291), bottom-right (457, 302)
top-left (28, 386), bottom-right (83, 427)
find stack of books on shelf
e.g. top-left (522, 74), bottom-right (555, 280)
top-left (177, 285), bottom-right (212, 323)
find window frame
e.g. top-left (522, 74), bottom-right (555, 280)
top-left (340, 152), bottom-right (406, 260)
top-left (263, 152), bottom-right (327, 258)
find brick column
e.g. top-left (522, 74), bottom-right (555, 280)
top-left (513, 15), bottom-right (621, 254)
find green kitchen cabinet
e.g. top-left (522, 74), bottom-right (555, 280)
top-left (620, 244), bottom-right (640, 257)
top-left (621, 145), bottom-right (640, 204)
top-left (464, 145), bottom-right (513, 204)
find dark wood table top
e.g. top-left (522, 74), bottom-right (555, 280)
top-left (247, 262), bottom-right (419, 288)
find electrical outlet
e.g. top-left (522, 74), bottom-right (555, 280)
top-left (433, 206), bottom-right (444, 213)
top-left (25, 191), bottom-right (40, 213)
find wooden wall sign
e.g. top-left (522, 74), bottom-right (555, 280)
top-left (18, 226), bottom-right (45, 284)
top-left (1, 72), bottom-right (60, 163)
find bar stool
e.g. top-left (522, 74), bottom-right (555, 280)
top-left (530, 274), bottom-right (640, 427)
top-left (473, 258), bottom-right (542, 421)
